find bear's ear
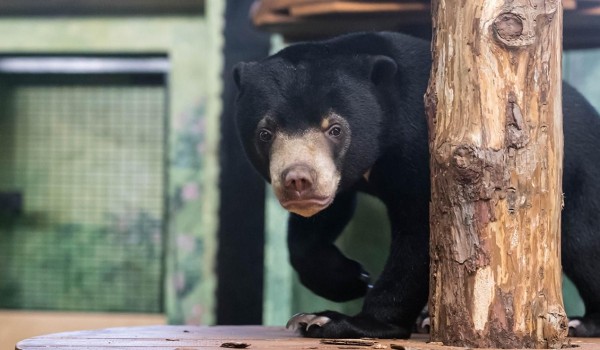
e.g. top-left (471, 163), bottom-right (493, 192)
top-left (369, 56), bottom-right (397, 86)
top-left (232, 61), bottom-right (256, 89)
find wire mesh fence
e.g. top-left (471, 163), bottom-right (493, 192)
top-left (0, 75), bottom-right (166, 312)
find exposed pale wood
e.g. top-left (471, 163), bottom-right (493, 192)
top-left (15, 326), bottom-right (600, 349)
top-left (425, 0), bottom-right (567, 348)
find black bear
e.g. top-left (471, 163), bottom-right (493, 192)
top-left (233, 31), bottom-right (600, 339)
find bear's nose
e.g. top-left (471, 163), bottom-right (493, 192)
top-left (283, 165), bottom-right (315, 196)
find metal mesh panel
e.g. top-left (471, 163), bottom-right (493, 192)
top-left (0, 78), bottom-right (166, 312)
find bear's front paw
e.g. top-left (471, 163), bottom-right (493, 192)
top-left (568, 315), bottom-right (600, 337)
top-left (286, 311), bottom-right (411, 339)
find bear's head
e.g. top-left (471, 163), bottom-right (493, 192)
top-left (233, 46), bottom-right (397, 217)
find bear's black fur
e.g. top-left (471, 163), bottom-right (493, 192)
top-left (233, 32), bottom-right (600, 339)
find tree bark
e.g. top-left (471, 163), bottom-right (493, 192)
top-left (425, 1), bottom-right (568, 348)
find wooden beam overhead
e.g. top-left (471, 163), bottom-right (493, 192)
top-left (252, 0), bottom-right (600, 49)
top-left (288, 1), bottom-right (428, 17)
top-left (564, 0), bottom-right (577, 10)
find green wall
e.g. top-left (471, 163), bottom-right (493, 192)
top-left (0, 2), bottom-right (224, 325)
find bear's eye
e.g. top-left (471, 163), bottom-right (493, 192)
top-left (327, 125), bottom-right (342, 138)
top-left (258, 129), bottom-right (273, 143)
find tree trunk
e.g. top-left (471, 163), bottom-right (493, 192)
top-left (425, 1), bottom-right (568, 348)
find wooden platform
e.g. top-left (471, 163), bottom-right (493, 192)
top-left (15, 325), bottom-right (600, 349)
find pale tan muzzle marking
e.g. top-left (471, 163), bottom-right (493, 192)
top-left (270, 129), bottom-right (340, 217)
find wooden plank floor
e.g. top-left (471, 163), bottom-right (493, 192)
top-left (15, 325), bottom-right (600, 350)
top-left (1, 310), bottom-right (165, 350)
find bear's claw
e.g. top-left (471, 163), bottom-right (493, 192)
top-left (286, 313), bottom-right (331, 331)
top-left (359, 271), bottom-right (373, 289)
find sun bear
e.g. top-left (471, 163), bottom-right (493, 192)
top-left (233, 31), bottom-right (600, 339)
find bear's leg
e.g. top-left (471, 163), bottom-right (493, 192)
top-left (564, 256), bottom-right (600, 337)
top-left (289, 216), bottom-right (430, 338)
top-left (557, 82), bottom-right (600, 337)
top-left (561, 156), bottom-right (600, 338)
top-left (563, 226), bottom-right (600, 337)
top-left (287, 191), bottom-right (371, 302)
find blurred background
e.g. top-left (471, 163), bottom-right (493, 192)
top-left (0, 0), bottom-right (598, 349)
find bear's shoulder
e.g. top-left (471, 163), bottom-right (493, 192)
top-left (269, 32), bottom-right (430, 66)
